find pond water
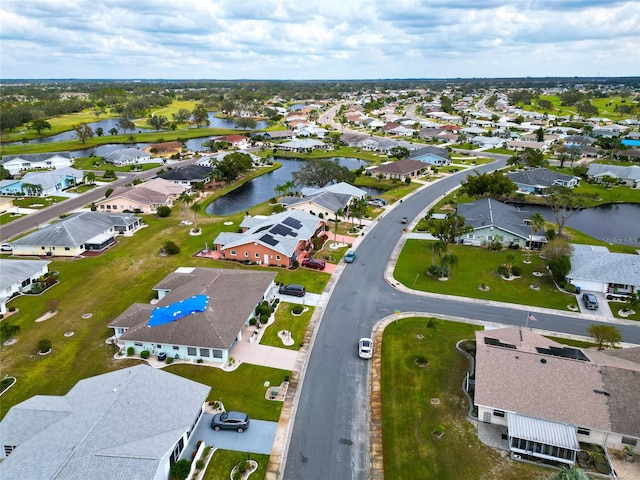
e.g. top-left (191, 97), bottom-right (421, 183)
top-left (205, 157), bottom-right (375, 216)
top-left (510, 202), bottom-right (640, 247)
top-left (18, 112), bottom-right (269, 145)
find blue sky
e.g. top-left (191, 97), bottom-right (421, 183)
top-left (1, 0), bottom-right (638, 79)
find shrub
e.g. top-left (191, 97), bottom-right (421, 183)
top-left (260, 314), bottom-right (269, 324)
top-left (318, 212), bottom-right (324, 219)
top-left (196, 358), bottom-right (203, 363)
top-left (195, 459), bottom-right (205, 470)
top-left (292, 305), bottom-right (304, 315)
top-left (140, 350), bottom-right (150, 359)
top-left (557, 279), bottom-right (567, 288)
top-left (165, 356), bottom-right (174, 364)
top-left (497, 265), bottom-right (509, 277)
top-left (8, 307), bottom-right (16, 312)
top-left (105, 188), bottom-right (114, 198)
top-left (169, 459), bottom-right (191, 480)
top-left (157, 205), bottom-right (171, 217)
top-left (427, 265), bottom-right (443, 276)
top-left (255, 301), bottom-right (270, 316)
top-left (248, 317), bottom-right (257, 326)
top-left (162, 240), bottom-right (180, 255)
top-left (565, 284), bottom-right (577, 293)
top-left (37, 338), bottom-right (52, 353)
top-left (127, 346), bottom-right (135, 356)
top-left (511, 266), bottom-right (522, 277)
top-left (548, 254), bottom-right (571, 282)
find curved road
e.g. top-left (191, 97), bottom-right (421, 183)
top-left (283, 159), bottom-right (640, 479)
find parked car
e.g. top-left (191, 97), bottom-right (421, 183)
top-left (1, 243), bottom-right (13, 252)
top-left (358, 337), bottom-right (373, 359)
top-left (211, 411), bottom-right (250, 432)
top-left (302, 258), bottom-right (326, 270)
top-left (279, 284), bottom-right (306, 297)
top-left (582, 293), bottom-right (599, 310)
top-left (370, 197), bottom-right (387, 205)
top-left (368, 199), bottom-right (385, 207)
top-left (344, 250), bottom-right (356, 263)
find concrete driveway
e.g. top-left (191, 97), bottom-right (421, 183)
top-left (183, 413), bottom-right (278, 457)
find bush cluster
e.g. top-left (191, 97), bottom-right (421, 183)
top-left (511, 266), bottom-right (522, 277)
top-left (140, 350), bottom-right (150, 359)
top-left (127, 346), bottom-right (135, 356)
top-left (565, 284), bottom-right (578, 294)
top-left (292, 305), bottom-right (304, 315)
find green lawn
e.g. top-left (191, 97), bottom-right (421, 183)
top-left (381, 318), bottom-right (548, 479)
top-left (202, 450), bottom-right (269, 480)
top-left (12, 196), bottom-right (68, 208)
top-left (259, 302), bottom-right (313, 350)
top-left (610, 301), bottom-right (640, 321)
top-left (73, 157), bottom-right (162, 172)
top-left (394, 240), bottom-right (579, 311)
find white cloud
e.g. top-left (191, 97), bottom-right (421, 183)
top-left (0, 0), bottom-right (637, 79)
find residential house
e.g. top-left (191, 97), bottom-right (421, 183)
top-left (506, 168), bottom-right (580, 195)
top-left (418, 127), bottom-right (445, 141)
top-left (158, 165), bottom-right (212, 188)
top-left (474, 326), bottom-right (640, 466)
top-left (104, 148), bottom-right (151, 166)
top-left (564, 135), bottom-right (595, 146)
top-left (257, 130), bottom-right (295, 141)
top-left (295, 125), bottom-right (328, 138)
top-left (283, 182), bottom-right (367, 218)
top-left (278, 139), bottom-right (330, 153)
top-left (508, 140), bottom-right (548, 152)
top-left (409, 146), bottom-right (451, 166)
top-left (566, 244), bottom-right (640, 298)
top-left (144, 141), bottom-right (183, 157)
top-left (470, 136), bottom-right (506, 149)
top-left (205, 151), bottom-right (262, 167)
top-left (97, 178), bottom-right (188, 214)
top-left (214, 134), bottom-right (250, 149)
top-left (340, 133), bottom-right (371, 147)
top-left (11, 211), bottom-right (142, 257)
top-left (213, 210), bottom-right (325, 268)
top-left (0, 179), bottom-right (24, 196)
top-left (0, 152), bottom-right (73, 175)
top-left (386, 125), bottom-right (415, 137)
top-left (19, 167), bottom-right (85, 196)
top-left (369, 159), bottom-right (430, 181)
top-left (109, 268), bottom-right (277, 363)
top-left (578, 145), bottom-right (600, 159)
top-left (0, 259), bottom-right (50, 314)
top-left (0, 365), bottom-right (210, 480)
top-left (457, 198), bottom-right (546, 248)
top-left (586, 164), bottom-right (640, 188)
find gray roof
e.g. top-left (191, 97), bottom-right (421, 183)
top-left (300, 182), bottom-right (367, 199)
top-left (586, 163), bottom-right (640, 181)
top-left (12, 212), bottom-right (141, 248)
top-left (105, 148), bottom-right (150, 163)
top-left (474, 327), bottom-right (640, 437)
top-left (568, 244), bottom-right (640, 287)
top-left (409, 145), bottom-right (449, 160)
top-left (506, 168), bottom-right (579, 188)
top-left (0, 365), bottom-right (210, 480)
top-left (21, 167), bottom-right (84, 190)
top-left (100, 185), bottom-right (169, 207)
top-left (159, 165), bottom-right (212, 182)
top-left (214, 210), bottom-right (323, 258)
top-left (457, 198), bottom-right (541, 240)
top-left (109, 268), bottom-right (276, 350)
top-left (1, 152), bottom-right (72, 164)
top-left (286, 191), bottom-right (352, 213)
top-left (0, 259), bottom-right (50, 292)
top-left (371, 159), bottom-right (429, 175)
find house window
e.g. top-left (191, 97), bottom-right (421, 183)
top-left (255, 253), bottom-right (260, 258)
top-left (100, 205), bottom-right (105, 209)
top-left (173, 345), bottom-right (179, 350)
top-left (276, 255), bottom-right (281, 260)
top-left (64, 247), bottom-right (70, 251)
top-left (230, 250), bottom-right (236, 256)
top-left (112, 205), bottom-right (117, 210)
top-left (187, 347), bottom-right (197, 356)
top-left (135, 342), bottom-right (143, 347)
top-left (212, 349), bottom-right (223, 358)
top-left (200, 348), bottom-right (210, 357)
top-left (21, 278), bottom-right (31, 287)
top-left (466, 234), bottom-right (475, 239)
top-left (493, 410), bottom-right (505, 418)
top-left (244, 251), bottom-right (249, 258)
top-left (4, 445), bottom-right (16, 457)
top-left (156, 344), bottom-right (162, 349)
top-left (622, 437), bottom-right (638, 446)
top-left (577, 427), bottom-right (590, 436)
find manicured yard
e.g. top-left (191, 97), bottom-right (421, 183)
top-left (381, 318), bottom-right (548, 479)
top-left (0, 204), bottom-right (330, 419)
top-left (202, 449), bottom-right (269, 480)
top-left (394, 240), bottom-right (579, 311)
top-left (610, 301), bottom-right (640, 321)
top-left (259, 302), bottom-right (314, 351)
top-left (12, 196), bottom-right (68, 208)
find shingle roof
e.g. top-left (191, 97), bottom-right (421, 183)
top-left (568, 243), bottom-right (640, 287)
top-left (105, 148), bottom-right (150, 163)
top-left (21, 167), bottom-right (84, 190)
top-left (110, 268), bottom-right (276, 350)
top-left (587, 163), bottom-right (640, 181)
top-left (456, 198), bottom-right (538, 240)
top-left (0, 365), bottom-right (210, 480)
top-left (1, 152), bottom-right (72, 164)
top-left (474, 327), bottom-right (640, 437)
top-left (159, 165), bottom-right (212, 181)
top-left (214, 210), bottom-right (322, 257)
top-left (12, 212), bottom-right (140, 248)
top-left (409, 145), bottom-right (449, 160)
top-left (100, 186), bottom-right (169, 207)
top-left (506, 168), bottom-right (578, 188)
top-left (0, 259), bottom-right (50, 293)
top-left (371, 159), bottom-right (428, 175)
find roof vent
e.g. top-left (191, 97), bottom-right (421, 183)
top-left (540, 358), bottom-right (547, 364)
top-left (593, 389), bottom-right (611, 397)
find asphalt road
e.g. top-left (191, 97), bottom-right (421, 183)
top-left (282, 158), bottom-right (640, 480)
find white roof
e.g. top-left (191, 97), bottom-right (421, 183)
top-left (508, 413), bottom-right (580, 450)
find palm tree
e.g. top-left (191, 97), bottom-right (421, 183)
top-left (284, 180), bottom-right (296, 196)
top-left (191, 201), bottom-right (201, 232)
top-left (528, 212), bottom-right (546, 251)
top-left (439, 253), bottom-right (458, 279)
top-left (273, 183), bottom-right (286, 199)
top-left (429, 240), bottom-right (447, 266)
top-left (333, 208), bottom-right (345, 246)
top-left (546, 465), bottom-right (592, 480)
top-left (84, 171), bottom-right (96, 185)
top-left (179, 192), bottom-right (192, 224)
top-left (504, 252), bottom-right (516, 277)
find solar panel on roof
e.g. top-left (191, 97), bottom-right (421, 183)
top-left (270, 224), bottom-right (294, 236)
top-left (536, 346), bottom-right (589, 362)
top-left (283, 217), bottom-right (302, 229)
top-left (260, 234), bottom-right (279, 246)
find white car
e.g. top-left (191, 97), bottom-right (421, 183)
top-left (358, 337), bottom-right (373, 359)
top-left (1, 244), bottom-right (13, 252)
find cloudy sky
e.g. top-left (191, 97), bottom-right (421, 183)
top-left (1, 0), bottom-right (638, 80)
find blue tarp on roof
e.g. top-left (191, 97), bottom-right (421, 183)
top-left (147, 294), bottom-right (209, 327)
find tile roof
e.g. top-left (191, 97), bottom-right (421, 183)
top-left (474, 327), bottom-right (640, 437)
top-left (0, 365), bottom-right (210, 480)
top-left (110, 268), bottom-right (276, 350)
